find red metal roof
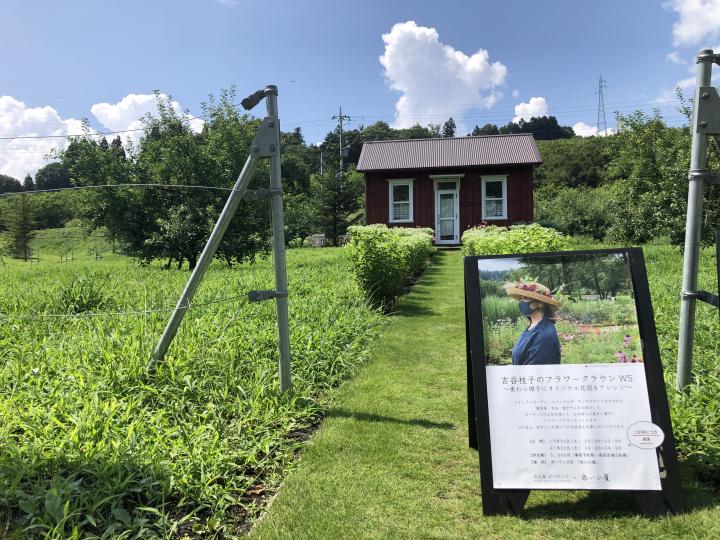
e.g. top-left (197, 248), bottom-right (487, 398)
top-left (356, 133), bottom-right (542, 172)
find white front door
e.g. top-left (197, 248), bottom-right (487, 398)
top-left (435, 182), bottom-right (459, 244)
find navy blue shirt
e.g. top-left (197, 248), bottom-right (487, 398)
top-left (511, 317), bottom-right (561, 365)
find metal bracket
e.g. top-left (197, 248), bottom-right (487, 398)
top-left (697, 51), bottom-right (720, 65)
top-left (688, 169), bottom-right (720, 184)
top-left (243, 187), bottom-right (283, 201)
top-left (248, 289), bottom-right (288, 303)
top-left (681, 290), bottom-right (720, 307)
top-left (249, 117), bottom-right (279, 158)
top-left (696, 87), bottom-right (720, 134)
top-left (241, 85), bottom-right (278, 111)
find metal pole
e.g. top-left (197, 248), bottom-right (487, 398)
top-left (339, 106), bottom-right (344, 172)
top-left (676, 49), bottom-right (714, 391)
top-left (148, 152), bottom-right (259, 370)
top-left (265, 89), bottom-right (293, 392)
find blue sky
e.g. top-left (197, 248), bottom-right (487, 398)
top-left (2, 0), bottom-right (719, 178)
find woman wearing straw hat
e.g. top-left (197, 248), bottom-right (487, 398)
top-left (504, 280), bottom-right (562, 365)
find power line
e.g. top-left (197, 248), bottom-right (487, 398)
top-left (0, 183), bottom-right (244, 198)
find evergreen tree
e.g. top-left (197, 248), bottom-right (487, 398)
top-left (499, 115), bottom-right (574, 140)
top-left (442, 117), bottom-right (456, 138)
top-left (110, 136), bottom-right (127, 159)
top-left (312, 168), bottom-right (364, 242)
top-left (472, 123), bottom-right (500, 136)
top-left (4, 195), bottom-right (35, 261)
top-left (23, 174), bottom-right (35, 191)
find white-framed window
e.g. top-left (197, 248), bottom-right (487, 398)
top-left (481, 175), bottom-right (507, 220)
top-left (388, 179), bottom-right (413, 223)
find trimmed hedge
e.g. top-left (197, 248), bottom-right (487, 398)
top-left (346, 225), bottom-right (434, 308)
top-left (461, 223), bottom-right (569, 255)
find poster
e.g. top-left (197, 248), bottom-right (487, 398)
top-left (486, 363), bottom-right (662, 490)
top-left (465, 249), bottom-right (683, 514)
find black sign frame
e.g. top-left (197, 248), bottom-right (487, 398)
top-left (465, 248), bottom-right (683, 516)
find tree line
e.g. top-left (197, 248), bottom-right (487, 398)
top-left (0, 88), bottom-right (578, 267)
top-left (534, 106), bottom-right (720, 246)
top-left (5, 86), bottom-right (707, 267)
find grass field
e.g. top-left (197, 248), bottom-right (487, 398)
top-left (1, 225), bottom-right (116, 268)
top-left (0, 241), bottom-right (383, 538)
top-left (2, 230), bottom-right (719, 538)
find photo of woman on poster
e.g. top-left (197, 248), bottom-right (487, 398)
top-left (478, 253), bottom-right (644, 366)
top-left (504, 280), bottom-right (562, 365)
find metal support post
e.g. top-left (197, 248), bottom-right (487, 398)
top-left (676, 49), bottom-right (715, 391)
top-left (148, 152), bottom-right (259, 370)
top-left (148, 85), bottom-right (292, 392)
top-left (265, 89), bottom-right (293, 392)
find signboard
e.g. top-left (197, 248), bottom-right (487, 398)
top-left (464, 248), bottom-right (682, 516)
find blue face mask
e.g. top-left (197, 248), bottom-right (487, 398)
top-left (518, 301), bottom-right (536, 316)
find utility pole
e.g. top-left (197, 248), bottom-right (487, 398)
top-left (596, 76), bottom-right (608, 136)
top-left (332, 106), bottom-right (351, 171)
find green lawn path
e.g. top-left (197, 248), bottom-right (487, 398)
top-left (252, 250), bottom-right (720, 539)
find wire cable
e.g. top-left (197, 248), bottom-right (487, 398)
top-left (0, 292), bottom-right (250, 321)
top-left (0, 183), bottom-right (244, 198)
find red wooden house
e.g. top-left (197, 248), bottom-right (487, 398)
top-left (356, 134), bottom-right (542, 245)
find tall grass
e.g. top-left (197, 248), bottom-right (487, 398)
top-left (480, 296), bottom-right (519, 325)
top-left (0, 248), bottom-right (383, 537)
top-left (641, 243), bottom-right (720, 484)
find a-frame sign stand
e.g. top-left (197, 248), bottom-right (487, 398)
top-left (465, 249), bottom-right (684, 517)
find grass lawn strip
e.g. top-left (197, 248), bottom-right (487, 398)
top-left (252, 249), bottom-right (720, 540)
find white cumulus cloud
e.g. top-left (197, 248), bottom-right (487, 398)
top-left (91, 93), bottom-right (203, 150)
top-left (0, 93), bottom-right (204, 180)
top-left (512, 97), bottom-right (549, 123)
top-left (379, 21), bottom-right (507, 132)
top-left (666, 51), bottom-right (687, 64)
top-left (0, 96), bottom-right (86, 180)
top-left (676, 76), bottom-right (696, 89)
top-left (572, 122), bottom-right (616, 137)
top-left (512, 89), bottom-right (520, 98)
top-left (667, 0), bottom-right (720, 46)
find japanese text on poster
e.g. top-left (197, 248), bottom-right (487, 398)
top-left (486, 363), bottom-right (662, 490)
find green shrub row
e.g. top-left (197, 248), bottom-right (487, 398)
top-left (461, 223), bottom-right (570, 256)
top-left (346, 225), bottom-right (434, 308)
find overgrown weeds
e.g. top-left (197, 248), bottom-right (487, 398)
top-left (0, 248), bottom-right (383, 538)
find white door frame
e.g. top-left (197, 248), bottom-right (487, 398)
top-left (432, 176), bottom-right (461, 244)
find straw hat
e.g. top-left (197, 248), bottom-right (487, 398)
top-left (504, 279), bottom-right (562, 307)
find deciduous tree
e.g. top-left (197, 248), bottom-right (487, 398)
top-left (0, 174), bottom-right (22, 194)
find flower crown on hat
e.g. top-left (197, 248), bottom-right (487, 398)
top-left (504, 279), bottom-right (562, 306)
